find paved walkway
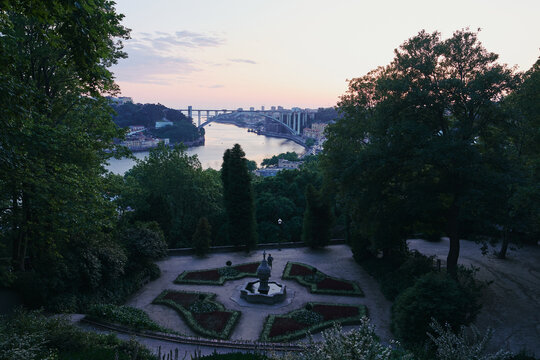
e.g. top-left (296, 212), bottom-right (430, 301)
top-left (409, 239), bottom-right (540, 355)
top-left (125, 245), bottom-right (393, 343)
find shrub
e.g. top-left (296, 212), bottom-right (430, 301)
top-left (193, 217), bottom-right (212, 256)
top-left (0, 309), bottom-right (156, 360)
top-left (427, 320), bottom-right (512, 360)
top-left (274, 320), bottom-right (411, 360)
top-left (121, 225), bottom-right (167, 266)
top-left (380, 250), bottom-right (434, 300)
top-left (86, 304), bottom-right (168, 332)
top-left (391, 272), bottom-right (478, 346)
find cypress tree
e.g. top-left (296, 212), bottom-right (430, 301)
top-left (192, 217), bottom-right (212, 256)
top-left (221, 144), bottom-right (257, 251)
top-left (302, 184), bottom-right (332, 248)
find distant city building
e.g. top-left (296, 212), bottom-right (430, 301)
top-left (250, 107), bottom-right (255, 111)
top-left (254, 159), bottom-right (304, 177)
top-left (277, 106), bottom-right (284, 110)
top-left (254, 168), bottom-right (281, 177)
top-left (237, 108), bottom-right (244, 111)
top-left (121, 136), bottom-right (169, 151)
top-left (303, 122), bottom-right (327, 140)
top-left (108, 96), bottom-right (133, 105)
top-left (155, 120), bottom-right (173, 128)
top-left (278, 159), bottom-right (303, 169)
top-left (271, 106), bottom-right (276, 111)
top-left (261, 105), bottom-right (265, 111)
top-left (127, 125), bottom-right (145, 135)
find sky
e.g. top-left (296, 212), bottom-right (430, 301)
top-left (112, 0), bottom-right (540, 110)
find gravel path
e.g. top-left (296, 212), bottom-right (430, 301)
top-left (408, 238), bottom-right (540, 356)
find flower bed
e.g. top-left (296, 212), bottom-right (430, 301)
top-left (282, 262), bottom-right (364, 296)
top-left (260, 302), bottom-right (367, 342)
top-left (153, 290), bottom-right (240, 339)
top-left (175, 262), bottom-right (260, 285)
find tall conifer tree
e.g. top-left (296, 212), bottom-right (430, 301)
top-left (221, 144), bottom-right (257, 250)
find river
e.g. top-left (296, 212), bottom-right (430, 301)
top-left (106, 122), bottom-right (306, 174)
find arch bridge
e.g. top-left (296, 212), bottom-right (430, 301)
top-left (178, 106), bottom-right (308, 136)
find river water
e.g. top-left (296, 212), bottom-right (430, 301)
top-left (106, 122), bottom-right (306, 174)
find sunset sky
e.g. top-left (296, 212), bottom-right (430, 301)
top-left (112, 0), bottom-right (539, 110)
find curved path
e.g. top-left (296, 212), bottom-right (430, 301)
top-left (408, 238), bottom-right (540, 355)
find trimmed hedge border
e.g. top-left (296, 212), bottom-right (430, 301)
top-left (282, 262), bottom-right (364, 296)
top-left (86, 304), bottom-right (172, 333)
top-left (153, 290), bottom-right (240, 340)
top-left (174, 262), bottom-right (259, 285)
top-left (259, 302), bottom-right (367, 342)
top-left (81, 317), bottom-right (303, 352)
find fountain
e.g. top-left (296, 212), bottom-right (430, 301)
top-left (240, 251), bottom-right (286, 304)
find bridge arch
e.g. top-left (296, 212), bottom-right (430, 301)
top-left (198, 112), bottom-right (298, 135)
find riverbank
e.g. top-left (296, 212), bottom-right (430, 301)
top-left (107, 122), bottom-right (306, 173)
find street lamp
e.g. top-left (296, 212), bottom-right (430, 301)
top-left (277, 218), bottom-right (282, 251)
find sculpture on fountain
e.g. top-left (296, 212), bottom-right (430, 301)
top-left (240, 251), bottom-right (286, 304)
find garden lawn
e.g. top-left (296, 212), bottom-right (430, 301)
top-left (175, 262), bottom-right (260, 285)
top-left (153, 290), bottom-right (240, 339)
top-left (282, 262), bottom-right (364, 296)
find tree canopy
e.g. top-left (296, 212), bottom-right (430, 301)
top-left (322, 29), bottom-right (518, 273)
top-left (120, 144), bottom-right (223, 248)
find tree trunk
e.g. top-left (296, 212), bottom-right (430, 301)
top-left (498, 228), bottom-right (509, 259)
top-left (446, 203), bottom-right (460, 278)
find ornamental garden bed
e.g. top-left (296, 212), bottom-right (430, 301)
top-left (282, 262), bottom-right (364, 296)
top-left (153, 290), bottom-right (240, 339)
top-left (260, 302), bottom-right (367, 342)
top-left (175, 262), bottom-right (260, 285)
top-left (85, 304), bottom-right (172, 333)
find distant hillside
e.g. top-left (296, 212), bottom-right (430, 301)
top-left (112, 103), bottom-right (202, 143)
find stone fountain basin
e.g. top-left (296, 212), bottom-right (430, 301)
top-left (240, 281), bottom-right (287, 305)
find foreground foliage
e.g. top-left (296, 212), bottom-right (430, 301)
top-left (391, 269), bottom-right (483, 346)
top-left (274, 320), bottom-right (410, 360)
top-left (0, 309), bottom-right (156, 360)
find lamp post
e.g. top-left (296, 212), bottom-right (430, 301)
top-left (277, 218), bottom-right (282, 251)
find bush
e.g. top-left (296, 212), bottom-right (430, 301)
top-left (273, 320), bottom-right (411, 360)
top-left (121, 225), bottom-right (167, 266)
top-left (0, 309), bottom-right (156, 360)
top-left (380, 251), bottom-right (434, 300)
top-left (427, 320), bottom-right (512, 360)
top-left (193, 217), bottom-right (212, 256)
top-left (391, 272), bottom-right (480, 346)
top-left (86, 304), bottom-right (168, 332)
